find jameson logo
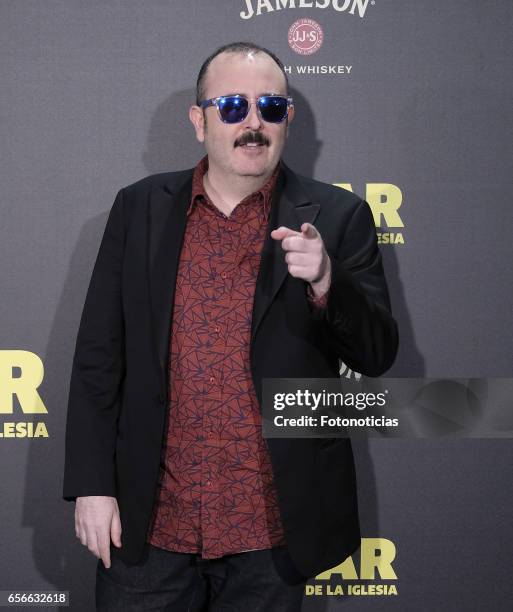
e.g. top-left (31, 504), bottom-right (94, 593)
top-left (240, 0), bottom-right (374, 20)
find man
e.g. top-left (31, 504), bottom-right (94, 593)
top-left (63, 41), bottom-right (398, 611)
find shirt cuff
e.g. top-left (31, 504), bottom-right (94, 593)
top-left (306, 283), bottom-right (329, 309)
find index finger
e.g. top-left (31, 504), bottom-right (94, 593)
top-left (271, 226), bottom-right (302, 240)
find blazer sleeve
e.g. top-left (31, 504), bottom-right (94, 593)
top-left (314, 198), bottom-right (399, 376)
top-left (62, 188), bottom-right (127, 501)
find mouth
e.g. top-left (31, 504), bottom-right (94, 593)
top-left (235, 132), bottom-right (270, 149)
top-left (236, 142), bottom-right (266, 154)
top-left (238, 142), bottom-right (265, 148)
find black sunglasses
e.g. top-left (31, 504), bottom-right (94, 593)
top-left (199, 94), bottom-right (293, 124)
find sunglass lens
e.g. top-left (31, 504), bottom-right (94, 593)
top-left (258, 96), bottom-right (289, 123)
top-left (218, 96), bottom-right (249, 123)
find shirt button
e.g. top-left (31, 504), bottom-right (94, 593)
top-left (206, 481), bottom-right (212, 486)
top-left (221, 272), bottom-right (227, 279)
top-left (208, 432), bottom-right (214, 439)
top-left (214, 326), bottom-right (220, 333)
top-left (209, 376), bottom-right (215, 383)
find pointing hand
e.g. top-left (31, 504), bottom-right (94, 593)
top-left (271, 223), bottom-right (331, 297)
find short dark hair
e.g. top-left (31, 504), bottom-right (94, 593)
top-left (195, 41), bottom-right (289, 105)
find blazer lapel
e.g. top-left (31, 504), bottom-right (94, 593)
top-left (148, 170), bottom-right (193, 377)
top-left (250, 162), bottom-right (320, 343)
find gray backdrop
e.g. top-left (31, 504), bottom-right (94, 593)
top-left (1, 1), bottom-right (512, 610)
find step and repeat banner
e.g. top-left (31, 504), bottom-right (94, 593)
top-left (1, 1), bottom-right (512, 610)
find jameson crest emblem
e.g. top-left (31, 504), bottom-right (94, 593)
top-left (240, 0), bottom-right (374, 20)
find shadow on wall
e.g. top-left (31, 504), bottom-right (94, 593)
top-left (23, 86), bottom-right (421, 611)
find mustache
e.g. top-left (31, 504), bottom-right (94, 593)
top-left (234, 132), bottom-right (270, 147)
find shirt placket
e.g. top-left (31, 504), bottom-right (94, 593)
top-left (199, 207), bottom-right (241, 557)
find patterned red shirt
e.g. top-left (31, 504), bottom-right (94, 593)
top-left (147, 155), bottom-right (327, 558)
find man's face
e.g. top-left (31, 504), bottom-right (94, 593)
top-left (189, 51), bottom-right (294, 179)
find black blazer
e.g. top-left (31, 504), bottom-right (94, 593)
top-left (63, 161), bottom-right (398, 579)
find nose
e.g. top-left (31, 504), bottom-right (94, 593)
top-left (245, 100), bottom-right (263, 130)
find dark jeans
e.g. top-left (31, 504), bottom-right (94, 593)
top-left (96, 544), bottom-right (307, 611)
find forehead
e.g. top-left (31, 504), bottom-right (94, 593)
top-left (204, 51), bottom-right (287, 98)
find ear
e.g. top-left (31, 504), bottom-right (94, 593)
top-left (285, 105), bottom-right (295, 137)
top-left (189, 105), bottom-right (206, 143)
top-left (287, 105), bottom-right (295, 125)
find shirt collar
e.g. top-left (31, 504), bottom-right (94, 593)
top-left (188, 154), bottom-right (281, 221)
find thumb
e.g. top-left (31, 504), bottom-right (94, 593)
top-left (110, 511), bottom-right (122, 548)
top-left (301, 223), bottom-right (318, 239)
